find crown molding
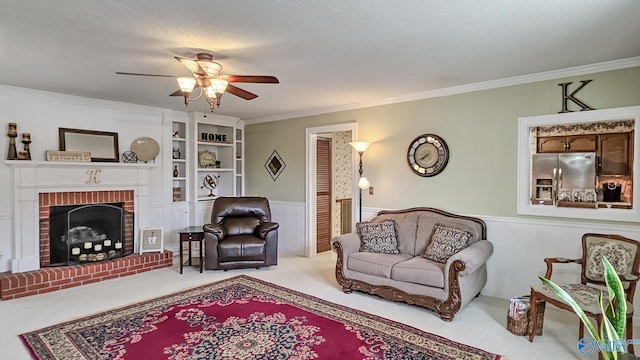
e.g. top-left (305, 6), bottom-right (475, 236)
top-left (0, 84), bottom-right (174, 117)
top-left (245, 56), bottom-right (640, 124)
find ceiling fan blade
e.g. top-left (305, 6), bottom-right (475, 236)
top-left (116, 72), bottom-right (177, 78)
top-left (175, 56), bottom-right (206, 77)
top-left (226, 84), bottom-right (258, 100)
top-left (223, 75), bottom-right (279, 84)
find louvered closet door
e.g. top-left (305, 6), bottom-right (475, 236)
top-left (316, 137), bottom-right (332, 253)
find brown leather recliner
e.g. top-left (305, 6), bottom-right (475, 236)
top-left (203, 197), bottom-right (279, 270)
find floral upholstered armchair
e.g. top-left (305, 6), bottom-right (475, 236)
top-left (529, 233), bottom-right (640, 354)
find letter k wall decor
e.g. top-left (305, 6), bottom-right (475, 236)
top-left (558, 79), bottom-right (595, 113)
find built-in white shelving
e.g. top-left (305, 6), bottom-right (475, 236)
top-left (188, 113), bottom-right (243, 202)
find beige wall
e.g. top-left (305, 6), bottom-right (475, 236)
top-left (245, 67), bottom-right (640, 218)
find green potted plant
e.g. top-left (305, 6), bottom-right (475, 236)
top-left (539, 256), bottom-right (637, 360)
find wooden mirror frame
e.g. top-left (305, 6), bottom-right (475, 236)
top-left (59, 128), bottom-right (120, 162)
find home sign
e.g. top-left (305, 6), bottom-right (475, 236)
top-left (201, 132), bottom-right (228, 143)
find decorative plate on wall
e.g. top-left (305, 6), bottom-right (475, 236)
top-left (130, 137), bottom-right (160, 162)
top-left (265, 150), bottom-right (286, 181)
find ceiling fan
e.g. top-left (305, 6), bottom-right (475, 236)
top-left (116, 53), bottom-right (279, 111)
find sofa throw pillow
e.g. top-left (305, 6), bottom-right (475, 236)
top-left (422, 223), bottom-right (472, 263)
top-left (356, 220), bottom-right (399, 254)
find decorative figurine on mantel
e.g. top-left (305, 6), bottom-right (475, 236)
top-left (17, 151), bottom-right (29, 160)
top-left (6, 122), bottom-right (17, 160)
top-left (21, 132), bottom-right (31, 160)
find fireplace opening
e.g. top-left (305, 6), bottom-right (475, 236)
top-left (48, 203), bottom-right (134, 266)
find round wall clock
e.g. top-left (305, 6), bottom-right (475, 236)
top-left (407, 134), bottom-right (449, 177)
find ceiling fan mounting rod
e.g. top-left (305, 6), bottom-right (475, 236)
top-left (196, 53), bottom-right (213, 61)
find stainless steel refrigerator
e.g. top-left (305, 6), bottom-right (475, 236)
top-left (531, 152), bottom-right (597, 205)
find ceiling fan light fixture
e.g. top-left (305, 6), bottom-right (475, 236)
top-left (211, 78), bottom-right (229, 93)
top-left (197, 61), bottom-right (223, 78)
top-left (201, 79), bottom-right (228, 110)
top-left (176, 77), bottom-right (196, 94)
top-left (204, 86), bottom-right (218, 111)
top-left (205, 86), bottom-right (217, 101)
top-left (214, 91), bottom-right (223, 108)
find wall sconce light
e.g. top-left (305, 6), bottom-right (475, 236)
top-left (350, 141), bottom-right (371, 222)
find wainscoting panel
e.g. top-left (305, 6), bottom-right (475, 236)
top-left (0, 215), bottom-right (12, 272)
top-left (362, 208), bottom-right (379, 222)
top-left (270, 201), bottom-right (306, 256)
top-left (482, 216), bottom-right (640, 296)
top-left (148, 204), bottom-right (168, 249)
top-left (280, 202), bottom-right (640, 320)
top-left (192, 201), bottom-right (214, 227)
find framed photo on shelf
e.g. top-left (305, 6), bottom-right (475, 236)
top-left (140, 228), bottom-right (164, 254)
top-left (198, 149), bottom-right (217, 168)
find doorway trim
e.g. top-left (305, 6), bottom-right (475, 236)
top-left (305, 122), bottom-right (358, 257)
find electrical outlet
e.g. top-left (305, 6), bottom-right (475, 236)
top-left (369, 186), bottom-right (374, 195)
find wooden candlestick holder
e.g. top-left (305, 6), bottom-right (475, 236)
top-left (6, 123), bottom-right (17, 160)
top-left (21, 132), bottom-right (31, 160)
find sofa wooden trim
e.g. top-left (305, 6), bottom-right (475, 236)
top-left (377, 207), bottom-right (487, 239)
top-left (332, 207), bottom-right (487, 321)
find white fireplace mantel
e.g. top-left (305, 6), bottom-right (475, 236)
top-left (6, 161), bottom-right (155, 273)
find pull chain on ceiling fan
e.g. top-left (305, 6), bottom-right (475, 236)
top-left (116, 53), bottom-right (279, 112)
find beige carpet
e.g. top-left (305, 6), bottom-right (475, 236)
top-left (0, 251), bottom-right (624, 359)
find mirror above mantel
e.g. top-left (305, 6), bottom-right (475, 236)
top-left (58, 128), bottom-right (120, 162)
top-left (517, 105), bottom-right (640, 223)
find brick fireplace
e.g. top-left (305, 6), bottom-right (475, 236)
top-left (1, 162), bottom-right (173, 300)
top-left (39, 190), bottom-right (135, 266)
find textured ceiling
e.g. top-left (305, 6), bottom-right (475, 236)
top-left (0, 1), bottom-right (639, 121)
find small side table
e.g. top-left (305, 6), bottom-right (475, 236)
top-left (179, 226), bottom-right (204, 274)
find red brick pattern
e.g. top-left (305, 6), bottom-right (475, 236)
top-left (38, 190), bottom-right (135, 208)
top-left (0, 251), bottom-right (173, 300)
top-left (39, 190), bottom-right (135, 266)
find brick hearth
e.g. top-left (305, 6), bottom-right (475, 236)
top-left (0, 251), bottom-right (173, 300)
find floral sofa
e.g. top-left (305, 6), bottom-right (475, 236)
top-left (331, 207), bottom-right (494, 321)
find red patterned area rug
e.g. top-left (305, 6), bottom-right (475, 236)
top-left (21, 275), bottom-right (502, 359)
